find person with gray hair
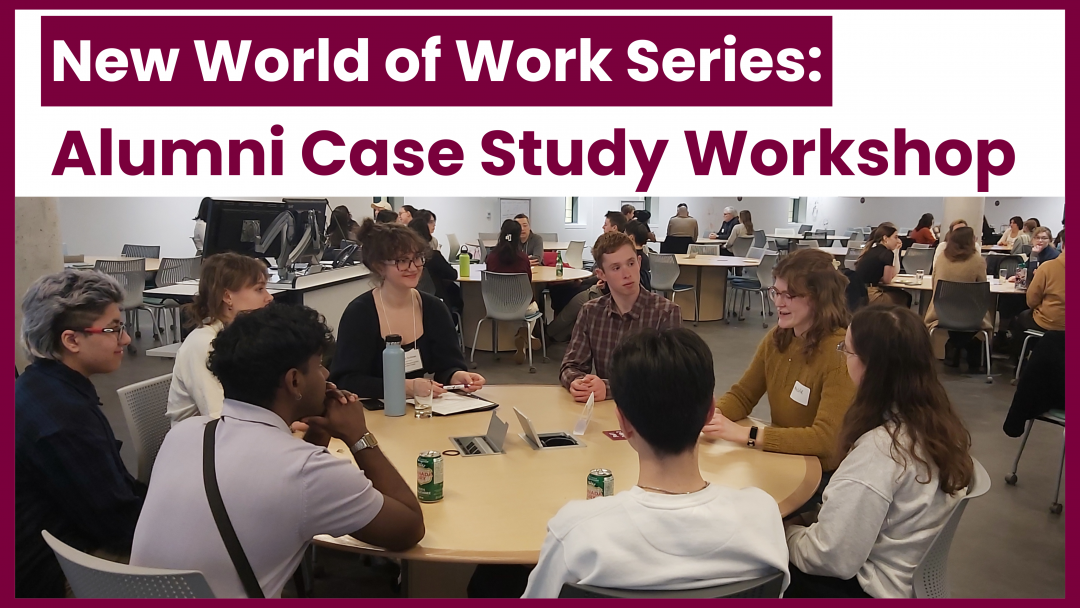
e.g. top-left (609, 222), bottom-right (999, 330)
top-left (709, 206), bottom-right (741, 241)
top-left (15, 269), bottom-right (145, 597)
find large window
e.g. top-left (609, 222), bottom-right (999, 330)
top-left (564, 196), bottom-right (579, 224)
top-left (788, 197), bottom-right (802, 223)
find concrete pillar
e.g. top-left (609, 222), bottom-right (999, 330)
top-left (942, 197), bottom-right (985, 232)
top-left (15, 197), bottom-right (63, 371)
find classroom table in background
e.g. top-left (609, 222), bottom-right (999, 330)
top-left (673, 255), bottom-right (760, 323)
top-left (475, 241), bottom-right (570, 251)
top-left (313, 385), bottom-right (821, 597)
top-left (882, 274), bottom-right (1025, 317)
top-left (459, 264), bottom-right (592, 352)
top-left (78, 256), bottom-right (163, 272)
top-left (764, 234), bottom-right (850, 243)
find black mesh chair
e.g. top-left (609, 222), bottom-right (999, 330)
top-left (659, 235), bottom-right (693, 254)
top-left (928, 280), bottom-right (993, 383)
top-left (121, 244), bottom-right (160, 259)
top-left (559, 571), bottom-right (785, 599)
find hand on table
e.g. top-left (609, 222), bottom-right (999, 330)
top-left (450, 371), bottom-right (486, 393)
top-left (529, 256), bottom-right (540, 266)
top-left (701, 410), bottom-right (752, 445)
top-left (569, 374), bottom-right (606, 402)
top-left (708, 232), bottom-right (718, 239)
top-left (303, 383), bottom-right (369, 447)
top-left (1007, 276), bottom-right (1016, 283)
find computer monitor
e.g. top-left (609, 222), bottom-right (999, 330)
top-left (203, 198), bottom-right (328, 267)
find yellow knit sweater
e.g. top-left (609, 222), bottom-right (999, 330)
top-left (718, 327), bottom-right (856, 472)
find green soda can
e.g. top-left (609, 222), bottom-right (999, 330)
top-left (417, 451), bottom-right (444, 502)
top-left (586, 468), bottom-right (613, 499)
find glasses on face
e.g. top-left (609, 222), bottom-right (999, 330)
top-left (386, 255), bottom-right (426, 272)
top-left (80, 323), bottom-right (128, 341)
top-left (836, 341), bottom-right (857, 357)
top-left (767, 287), bottom-right (801, 303)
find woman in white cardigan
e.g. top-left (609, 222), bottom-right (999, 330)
top-left (166, 253), bottom-right (274, 426)
top-left (785, 305), bottom-right (974, 598)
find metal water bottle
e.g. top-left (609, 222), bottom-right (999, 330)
top-left (383, 335), bottom-right (406, 417)
top-left (458, 247), bottom-right (470, 278)
top-left (556, 251), bottom-right (564, 278)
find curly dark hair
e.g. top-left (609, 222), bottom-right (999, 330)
top-left (355, 218), bottom-right (428, 282)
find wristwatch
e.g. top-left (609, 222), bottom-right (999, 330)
top-left (351, 432), bottom-right (378, 452)
top-left (747, 426), bottom-right (759, 448)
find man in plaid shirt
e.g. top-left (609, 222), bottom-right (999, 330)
top-left (560, 232), bottom-right (682, 402)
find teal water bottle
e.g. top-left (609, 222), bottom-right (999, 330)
top-left (383, 335), bottom-right (406, 417)
top-left (458, 247), bottom-right (470, 278)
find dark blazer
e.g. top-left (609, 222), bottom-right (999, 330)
top-left (1004, 331), bottom-right (1065, 437)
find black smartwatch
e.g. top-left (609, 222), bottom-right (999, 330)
top-left (747, 426), bottom-right (759, 448)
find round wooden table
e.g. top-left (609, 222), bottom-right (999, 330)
top-left (314, 385), bottom-right (821, 567)
top-left (673, 254), bottom-right (760, 322)
top-left (459, 264), bottom-right (593, 352)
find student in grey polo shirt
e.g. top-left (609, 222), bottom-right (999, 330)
top-left (131, 304), bottom-right (424, 598)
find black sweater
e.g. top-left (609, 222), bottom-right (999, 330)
top-left (330, 290), bottom-right (468, 398)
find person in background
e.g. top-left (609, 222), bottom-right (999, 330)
top-left (412, 209), bottom-right (440, 252)
top-left (1010, 232), bottom-right (1065, 363)
top-left (332, 220), bottom-right (484, 398)
top-left (371, 200), bottom-right (393, 219)
top-left (997, 216), bottom-right (1024, 249)
top-left (923, 227), bottom-right (991, 372)
top-left (327, 205), bottom-right (353, 249)
top-left (786, 305), bottom-right (973, 598)
top-left (515, 213), bottom-right (545, 266)
top-left (132, 304), bottom-right (426, 598)
top-left (709, 206), bottom-right (740, 241)
top-left (397, 204), bottom-right (419, 225)
top-left (376, 209), bottom-right (398, 224)
top-left (408, 218), bottom-right (462, 314)
top-left (347, 219), bottom-right (362, 241)
top-left (523, 329), bottom-right (789, 598)
top-left (16, 270), bottom-right (144, 597)
top-left (484, 219), bottom-right (542, 364)
top-left (634, 209), bottom-right (657, 242)
top-left (603, 210), bottom-right (628, 234)
top-left (909, 213), bottom-right (937, 245)
top-left (933, 218), bottom-right (967, 267)
top-left (1025, 226), bottom-right (1060, 275)
top-left (621, 203), bottom-right (636, 223)
top-left (702, 249), bottom-right (856, 478)
top-left (1011, 219), bottom-right (1036, 254)
top-left (1054, 218), bottom-right (1064, 250)
top-left (625, 219), bottom-right (652, 291)
top-left (854, 223), bottom-right (909, 307)
top-left (724, 210), bottom-right (754, 253)
top-left (167, 253), bottom-right (275, 426)
top-left (666, 203), bottom-right (699, 239)
top-left (560, 232), bottom-right (682, 402)
top-left (193, 197), bottom-right (210, 254)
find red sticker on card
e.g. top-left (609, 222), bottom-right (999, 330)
top-left (603, 430), bottom-right (627, 440)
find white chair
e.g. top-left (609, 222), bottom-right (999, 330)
top-left (912, 458), bottom-right (991, 598)
top-left (94, 258), bottom-right (159, 351)
top-left (470, 272), bottom-right (547, 373)
top-left (144, 257), bottom-right (202, 344)
top-left (563, 240), bottom-right (585, 269)
top-left (729, 237), bottom-right (753, 258)
top-left (537, 233), bottom-right (559, 243)
top-left (41, 530), bottom-right (215, 598)
top-left (774, 228), bottom-right (795, 236)
top-left (795, 239), bottom-right (820, 250)
top-left (649, 254), bottom-right (698, 326)
top-left (446, 233), bottom-right (463, 262)
top-left (903, 247), bottom-right (935, 275)
top-left (477, 232), bottom-right (499, 261)
top-left (687, 244), bottom-right (720, 256)
top-left (844, 245), bottom-right (862, 271)
top-left (117, 374), bottom-right (173, 484)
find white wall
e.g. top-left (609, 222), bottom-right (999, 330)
top-left (984, 197), bottom-right (1064, 234)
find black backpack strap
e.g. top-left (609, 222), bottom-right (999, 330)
top-left (203, 418), bottom-right (265, 598)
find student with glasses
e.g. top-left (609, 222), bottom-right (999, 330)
top-left (786, 305), bottom-right (973, 598)
top-left (331, 220), bottom-right (484, 399)
top-left (16, 270), bottom-right (145, 597)
top-left (702, 250), bottom-right (856, 477)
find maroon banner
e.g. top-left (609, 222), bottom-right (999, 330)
top-left (41, 15), bottom-right (831, 107)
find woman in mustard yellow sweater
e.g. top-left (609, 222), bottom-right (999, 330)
top-left (703, 249), bottom-right (856, 473)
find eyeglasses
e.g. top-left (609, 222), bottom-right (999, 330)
top-left (80, 323), bottom-right (128, 341)
top-left (836, 341), bottom-right (857, 357)
top-left (386, 256), bottom-right (426, 272)
top-left (767, 287), bottom-right (802, 303)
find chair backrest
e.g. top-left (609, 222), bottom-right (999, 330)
top-left (910, 243), bottom-right (932, 249)
top-left (997, 255), bottom-right (1023, 279)
top-left (122, 244), bottom-right (160, 259)
top-left (478, 232), bottom-right (499, 260)
top-left (480, 272), bottom-right (534, 321)
top-left (563, 241), bottom-right (586, 269)
top-left (116, 374), bottom-right (173, 484)
top-left (104, 269), bottom-right (148, 309)
top-left (742, 247), bottom-right (768, 281)
top-left (752, 230), bottom-right (766, 248)
top-left (795, 239), bottom-right (820, 249)
top-left (688, 243), bottom-right (720, 256)
top-left (447, 233), bottom-right (462, 256)
top-left (931, 280), bottom-right (992, 332)
top-left (798, 224), bottom-right (813, 234)
top-left (755, 251), bottom-right (780, 290)
top-left (730, 237), bottom-right (753, 258)
top-left (94, 258), bottom-right (146, 275)
top-left (913, 458), bottom-right (990, 598)
top-left (903, 248), bottom-right (935, 275)
top-left (559, 571), bottom-right (785, 599)
top-left (417, 268), bottom-right (438, 295)
top-left (774, 228), bottom-right (795, 236)
top-left (154, 257), bottom-right (202, 288)
top-left (659, 235), bottom-right (693, 254)
top-left (42, 530), bottom-right (215, 598)
top-left (537, 232), bottom-right (559, 243)
top-left (648, 253), bottom-right (680, 292)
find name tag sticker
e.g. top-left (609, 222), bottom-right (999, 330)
top-left (791, 381), bottom-right (811, 406)
top-left (404, 348), bottom-right (424, 373)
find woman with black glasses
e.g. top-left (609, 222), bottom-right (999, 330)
top-left (330, 220), bottom-right (485, 399)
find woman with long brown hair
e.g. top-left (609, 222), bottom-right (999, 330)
top-left (723, 209), bottom-right (755, 252)
top-left (933, 218), bottom-right (967, 267)
top-left (854, 222), bottom-right (909, 306)
top-left (702, 249), bottom-right (856, 473)
top-left (167, 253), bottom-right (274, 425)
top-left (924, 226), bottom-right (991, 371)
top-left (786, 305), bottom-right (973, 598)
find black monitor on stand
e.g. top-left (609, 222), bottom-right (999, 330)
top-left (203, 198), bottom-right (328, 283)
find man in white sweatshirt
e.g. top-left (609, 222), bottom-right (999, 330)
top-left (522, 328), bottom-right (790, 598)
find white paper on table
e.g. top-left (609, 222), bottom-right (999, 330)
top-left (409, 392), bottom-right (498, 416)
top-left (573, 392), bottom-right (595, 435)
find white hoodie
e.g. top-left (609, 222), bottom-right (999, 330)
top-left (521, 484), bottom-right (790, 598)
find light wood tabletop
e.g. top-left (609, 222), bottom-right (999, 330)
top-left (76, 256), bottom-right (162, 272)
top-left (982, 245), bottom-right (1012, 253)
top-left (883, 274), bottom-right (1024, 294)
top-left (674, 254), bottom-right (760, 267)
top-left (457, 264), bottom-right (592, 283)
top-left (314, 385), bottom-right (821, 564)
top-left (476, 241), bottom-right (570, 251)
